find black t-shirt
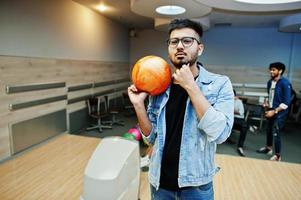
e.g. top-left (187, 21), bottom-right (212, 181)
top-left (159, 82), bottom-right (188, 191)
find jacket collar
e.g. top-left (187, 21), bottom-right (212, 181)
top-left (196, 62), bottom-right (213, 84)
top-left (269, 76), bottom-right (285, 84)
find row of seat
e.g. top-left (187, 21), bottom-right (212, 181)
top-left (240, 99), bottom-right (300, 132)
top-left (232, 101), bottom-right (265, 136)
top-left (86, 92), bottom-right (133, 132)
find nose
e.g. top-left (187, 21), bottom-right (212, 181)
top-left (176, 41), bottom-right (184, 50)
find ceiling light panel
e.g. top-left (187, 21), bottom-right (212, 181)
top-left (155, 5), bottom-right (186, 15)
top-left (131, 0), bottom-right (211, 18)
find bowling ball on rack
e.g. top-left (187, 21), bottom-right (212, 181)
top-left (128, 127), bottom-right (141, 141)
top-left (122, 132), bottom-right (136, 141)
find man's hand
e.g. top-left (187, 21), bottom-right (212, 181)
top-left (127, 84), bottom-right (152, 137)
top-left (262, 102), bottom-right (269, 108)
top-left (265, 110), bottom-right (275, 118)
top-left (172, 64), bottom-right (195, 90)
top-left (128, 84), bottom-right (148, 106)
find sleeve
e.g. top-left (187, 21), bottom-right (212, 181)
top-left (238, 99), bottom-right (245, 117)
top-left (280, 80), bottom-right (292, 109)
top-left (198, 77), bottom-right (234, 144)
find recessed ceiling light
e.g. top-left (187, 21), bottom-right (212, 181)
top-left (299, 27), bottom-right (301, 30)
top-left (235, 0), bottom-right (301, 4)
top-left (96, 4), bottom-right (107, 12)
top-left (155, 5), bottom-right (186, 15)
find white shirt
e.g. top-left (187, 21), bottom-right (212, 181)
top-left (269, 80), bottom-right (277, 108)
top-left (234, 98), bottom-right (244, 119)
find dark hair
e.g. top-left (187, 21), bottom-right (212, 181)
top-left (168, 19), bottom-right (203, 40)
top-left (233, 89), bottom-right (237, 96)
top-left (269, 62), bottom-right (286, 75)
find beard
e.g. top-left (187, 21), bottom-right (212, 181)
top-left (271, 72), bottom-right (280, 80)
top-left (170, 51), bottom-right (199, 69)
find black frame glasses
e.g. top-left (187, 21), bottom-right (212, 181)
top-left (167, 37), bottom-right (201, 48)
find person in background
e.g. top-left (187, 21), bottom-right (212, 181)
top-left (128, 18), bottom-right (234, 200)
top-left (233, 90), bottom-right (249, 157)
top-left (256, 62), bottom-right (292, 161)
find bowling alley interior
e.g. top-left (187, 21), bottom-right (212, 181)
top-left (0, 0), bottom-right (301, 199)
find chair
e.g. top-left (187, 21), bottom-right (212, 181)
top-left (289, 96), bottom-right (301, 123)
top-left (245, 103), bottom-right (265, 132)
top-left (122, 92), bottom-right (135, 116)
top-left (107, 92), bottom-right (125, 126)
top-left (86, 96), bottom-right (112, 132)
top-left (291, 103), bottom-right (301, 123)
top-left (232, 103), bottom-right (249, 135)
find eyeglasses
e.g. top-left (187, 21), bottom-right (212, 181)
top-left (167, 37), bottom-right (201, 48)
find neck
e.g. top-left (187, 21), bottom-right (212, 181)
top-left (190, 62), bottom-right (199, 78)
top-left (273, 75), bottom-right (281, 81)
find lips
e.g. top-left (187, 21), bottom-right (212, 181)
top-left (175, 52), bottom-right (186, 56)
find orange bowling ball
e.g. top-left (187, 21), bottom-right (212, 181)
top-left (131, 55), bottom-right (171, 96)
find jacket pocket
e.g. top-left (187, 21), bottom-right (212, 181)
top-left (198, 131), bottom-right (206, 151)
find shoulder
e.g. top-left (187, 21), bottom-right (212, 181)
top-left (198, 65), bottom-right (231, 85)
top-left (278, 77), bottom-right (291, 86)
top-left (209, 71), bottom-right (232, 87)
top-left (148, 86), bottom-right (170, 106)
top-left (197, 65), bottom-right (233, 97)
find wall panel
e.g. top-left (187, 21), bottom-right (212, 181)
top-left (0, 55), bottom-right (130, 160)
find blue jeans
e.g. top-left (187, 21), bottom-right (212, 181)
top-left (150, 182), bottom-right (214, 200)
top-left (266, 115), bottom-right (286, 154)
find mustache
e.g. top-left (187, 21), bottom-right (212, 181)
top-left (175, 51), bottom-right (186, 56)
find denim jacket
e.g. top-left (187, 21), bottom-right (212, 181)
top-left (267, 77), bottom-right (292, 118)
top-left (142, 64), bottom-right (234, 190)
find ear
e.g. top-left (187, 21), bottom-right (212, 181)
top-left (198, 44), bottom-right (204, 56)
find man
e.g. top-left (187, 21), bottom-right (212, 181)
top-left (128, 19), bottom-right (234, 199)
top-left (233, 90), bottom-right (248, 157)
top-left (257, 62), bottom-right (292, 161)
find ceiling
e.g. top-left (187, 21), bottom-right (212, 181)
top-left (74, 0), bottom-right (301, 32)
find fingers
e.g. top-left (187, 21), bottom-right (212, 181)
top-left (128, 84), bottom-right (138, 93)
top-left (141, 91), bottom-right (149, 99)
top-left (264, 110), bottom-right (274, 118)
top-left (128, 84), bottom-right (149, 97)
top-left (172, 63), bottom-right (192, 82)
top-left (175, 64), bottom-right (190, 75)
top-left (172, 74), bottom-right (180, 85)
top-left (182, 63), bottom-right (190, 69)
top-left (172, 69), bottom-right (184, 85)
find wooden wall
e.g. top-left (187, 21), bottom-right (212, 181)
top-left (206, 65), bottom-right (270, 85)
top-left (0, 55), bottom-right (130, 160)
